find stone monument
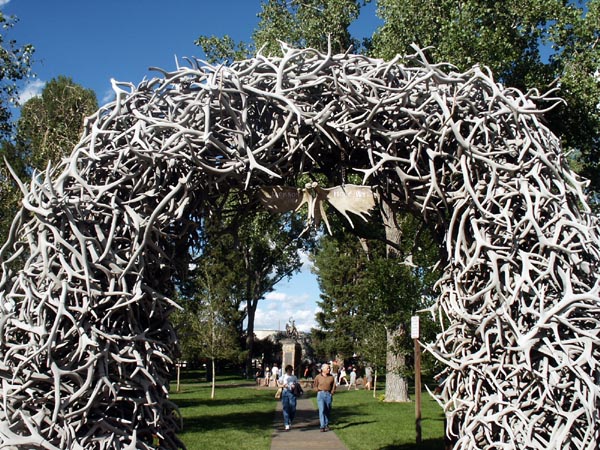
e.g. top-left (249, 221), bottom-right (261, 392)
top-left (282, 319), bottom-right (302, 375)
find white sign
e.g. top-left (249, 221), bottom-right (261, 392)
top-left (411, 316), bottom-right (420, 339)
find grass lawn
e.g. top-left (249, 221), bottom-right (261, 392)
top-left (171, 373), bottom-right (274, 450)
top-left (171, 371), bottom-right (445, 450)
top-left (325, 388), bottom-right (446, 450)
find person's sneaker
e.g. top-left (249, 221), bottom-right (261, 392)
top-left (320, 428), bottom-right (325, 432)
top-left (285, 425), bottom-right (290, 431)
top-left (323, 426), bottom-right (330, 432)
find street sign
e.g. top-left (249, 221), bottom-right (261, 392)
top-left (411, 316), bottom-right (420, 339)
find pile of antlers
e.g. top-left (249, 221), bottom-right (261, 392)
top-left (0, 43), bottom-right (598, 449)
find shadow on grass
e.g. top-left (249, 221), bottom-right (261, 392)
top-left (175, 395), bottom-right (271, 409)
top-left (332, 420), bottom-right (377, 429)
top-left (181, 409), bottom-right (275, 434)
top-left (376, 438), bottom-right (445, 450)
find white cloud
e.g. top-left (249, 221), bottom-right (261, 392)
top-left (101, 88), bottom-right (115, 105)
top-left (265, 291), bottom-right (287, 302)
top-left (255, 290), bottom-right (319, 332)
top-left (18, 79), bottom-right (45, 104)
top-left (0, 0), bottom-right (11, 8)
top-left (298, 249), bottom-right (313, 271)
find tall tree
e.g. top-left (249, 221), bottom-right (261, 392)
top-left (313, 230), bottom-right (368, 360)
top-left (0, 12), bottom-right (33, 138)
top-left (312, 212), bottom-right (440, 401)
top-left (190, 193), bottom-right (313, 377)
top-left (195, 0), bottom-right (367, 63)
top-left (252, 0), bottom-right (363, 56)
top-left (173, 264), bottom-right (242, 399)
top-left (0, 12), bottom-right (34, 243)
top-left (1, 76), bottom-right (97, 244)
top-left (371, 0), bottom-right (600, 192)
top-left (16, 75), bottom-right (97, 172)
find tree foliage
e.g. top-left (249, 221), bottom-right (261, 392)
top-left (181, 192), bottom-right (314, 375)
top-left (0, 76), bottom-right (97, 245)
top-left (0, 13), bottom-right (33, 139)
top-left (252, 0), bottom-right (364, 56)
top-left (312, 212), bottom-right (440, 367)
top-left (17, 76), bottom-right (97, 171)
top-left (0, 13), bottom-right (34, 243)
top-left (371, 0), bottom-right (600, 191)
top-left (172, 261), bottom-right (243, 398)
top-left (195, 0), bottom-right (367, 64)
top-left (194, 35), bottom-right (252, 65)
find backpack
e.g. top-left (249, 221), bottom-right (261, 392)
top-left (291, 382), bottom-right (304, 397)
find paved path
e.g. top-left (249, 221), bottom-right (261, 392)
top-left (270, 393), bottom-right (348, 450)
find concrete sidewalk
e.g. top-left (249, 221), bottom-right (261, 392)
top-left (271, 394), bottom-right (348, 450)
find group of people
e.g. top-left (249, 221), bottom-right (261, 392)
top-left (272, 361), bottom-right (374, 432)
top-left (276, 362), bottom-right (337, 432)
top-left (337, 366), bottom-right (359, 390)
top-left (256, 364), bottom-right (280, 387)
top-left (334, 364), bottom-right (373, 390)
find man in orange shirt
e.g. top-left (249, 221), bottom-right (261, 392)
top-left (313, 363), bottom-right (336, 431)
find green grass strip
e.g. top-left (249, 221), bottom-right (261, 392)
top-left (171, 374), bottom-right (446, 450)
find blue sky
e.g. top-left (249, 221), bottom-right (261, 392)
top-left (2, 0), bottom-right (382, 332)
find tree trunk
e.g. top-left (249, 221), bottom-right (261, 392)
top-left (384, 326), bottom-right (410, 402)
top-left (210, 357), bottom-right (216, 399)
top-left (245, 299), bottom-right (258, 378)
top-left (380, 199), bottom-right (411, 402)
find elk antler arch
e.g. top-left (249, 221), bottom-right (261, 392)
top-left (1, 45), bottom-right (599, 449)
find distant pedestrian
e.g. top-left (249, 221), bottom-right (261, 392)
top-left (364, 365), bottom-right (373, 390)
top-left (313, 363), bottom-right (336, 432)
top-left (348, 368), bottom-right (358, 390)
top-left (338, 367), bottom-right (348, 386)
top-left (272, 364), bottom-right (280, 386)
top-left (278, 365), bottom-right (298, 431)
top-left (264, 366), bottom-right (271, 386)
top-left (255, 367), bottom-right (263, 386)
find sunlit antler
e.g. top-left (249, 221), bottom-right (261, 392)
top-left (0, 42), bottom-right (598, 449)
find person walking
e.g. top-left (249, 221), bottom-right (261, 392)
top-left (264, 366), bottom-right (271, 387)
top-left (338, 366), bottom-right (348, 386)
top-left (278, 365), bottom-right (298, 431)
top-left (271, 363), bottom-right (280, 386)
top-left (348, 367), bottom-right (358, 390)
top-left (364, 365), bottom-right (373, 390)
top-left (313, 363), bottom-right (336, 432)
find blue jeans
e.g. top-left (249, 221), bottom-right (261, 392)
top-left (281, 389), bottom-right (297, 426)
top-left (317, 391), bottom-right (332, 428)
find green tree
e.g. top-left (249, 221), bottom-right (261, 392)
top-left (189, 192), bottom-right (314, 378)
top-left (0, 13), bottom-right (33, 138)
top-left (252, 0), bottom-right (363, 56)
top-left (195, 0), bottom-right (367, 64)
top-left (193, 35), bottom-right (251, 65)
top-left (0, 140), bottom-right (27, 244)
top-left (313, 229), bottom-right (367, 361)
top-left (173, 263), bottom-right (242, 399)
top-left (16, 75), bottom-right (97, 172)
top-left (1, 77), bottom-right (97, 244)
top-left (371, 0), bottom-right (600, 192)
top-left (0, 12), bottom-right (34, 243)
top-left (313, 212), bottom-right (440, 401)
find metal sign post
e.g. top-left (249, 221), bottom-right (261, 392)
top-left (411, 316), bottom-right (422, 444)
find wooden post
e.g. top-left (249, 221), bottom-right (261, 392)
top-left (414, 337), bottom-right (422, 444)
top-left (373, 370), bottom-right (377, 398)
top-left (411, 316), bottom-right (422, 444)
top-left (176, 361), bottom-right (187, 393)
